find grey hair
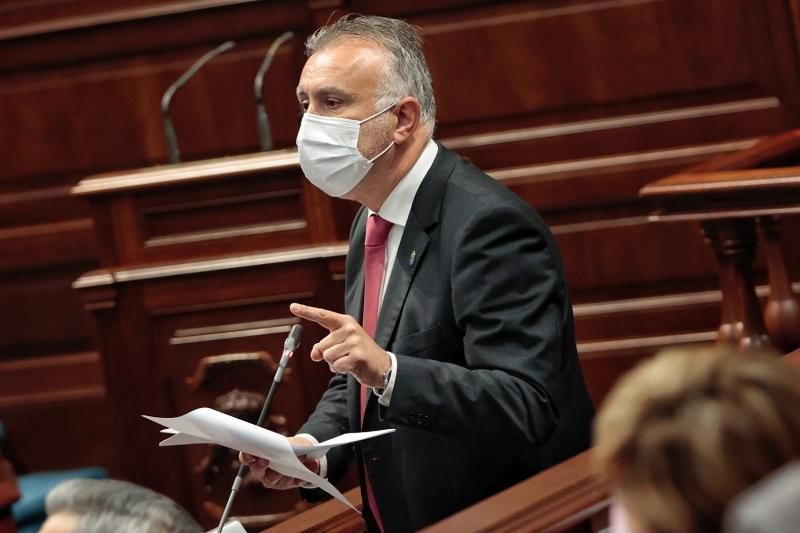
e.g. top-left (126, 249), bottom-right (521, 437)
top-left (305, 15), bottom-right (436, 133)
top-left (45, 479), bottom-right (202, 533)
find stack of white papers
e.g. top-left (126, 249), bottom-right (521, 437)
top-left (143, 407), bottom-right (394, 511)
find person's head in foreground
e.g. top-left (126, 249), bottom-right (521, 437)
top-left (594, 345), bottom-right (800, 533)
top-left (40, 478), bottom-right (202, 533)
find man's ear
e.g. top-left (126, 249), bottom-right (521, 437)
top-left (393, 97), bottom-right (421, 145)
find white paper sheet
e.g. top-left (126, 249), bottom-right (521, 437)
top-left (207, 520), bottom-right (247, 533)
top-left (143, 407), bottom-right (394, 512)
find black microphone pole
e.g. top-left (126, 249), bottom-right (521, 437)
top-left (161, 40), bottom-right (236, 164)
top-left (255, 31), bottom-right (294, 152)
top-left (216, 323), bottom-right (303, 533)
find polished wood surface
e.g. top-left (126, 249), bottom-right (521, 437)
top-left (423, 450), bottom-right (607, 533)
top-left (263, 451), bottom-right (608, 533)
top-left (263, 488), bottom-right (364, 533)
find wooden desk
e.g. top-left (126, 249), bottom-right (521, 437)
top-left (640, 131), bottom-right (800, 353)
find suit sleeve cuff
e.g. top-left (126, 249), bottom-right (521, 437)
top-left (373, 352), bottom-right (397, 407)
top-left (295, 433), bottom-right (327, 481)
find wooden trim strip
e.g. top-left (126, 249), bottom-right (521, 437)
top-left (0, 219), bottom-right (92, 241)
top-left (423, 0), bottom-right (661, 35)
top-left (170, 324), bottom-right (294, 345)
top-left (0, 351), bottom-right (99, 372)
top-left (145, 220), bottom-right (307, 247)
top-left (173, 317), bottom-right (299, 338)
top-left (171, 317), bottom-right (299, 345)
top-left (490, 139), bottom-right (757, 184)
top-left (443, 98), bottom-right (779, 150)
top-left (72, 243), bottom-right (349, 288)
top-left (115, 243), bottom-right (348, 282)
top-left (0, 0), bottom-right (259, 41)
top-left (72, 272), bottom-right (115, 289)
top-left (578, 331), bottom-right (718, 357)
top-left (0, 387), bottom-right (106, 409)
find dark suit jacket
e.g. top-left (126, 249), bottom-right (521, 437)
top-left (299, 144), bottom-right (594, 532)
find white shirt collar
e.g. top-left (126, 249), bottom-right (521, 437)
top-left (368, 139), bottom-right (438, 226)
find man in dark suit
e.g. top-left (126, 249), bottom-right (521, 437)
top-left (242, 15), bottom-right (594, 532)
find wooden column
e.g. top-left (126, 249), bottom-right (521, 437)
top-left (703, 224), bottom-right (743, 347)
top-left (704, 219), bottom-right (773, 352)
top-left (759, 216), bottom-right (800, 352)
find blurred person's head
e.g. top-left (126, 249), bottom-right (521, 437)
top-left (41, 478), bottom-right (202, 533)
top-left (594, 346), bottom-right (800, 533)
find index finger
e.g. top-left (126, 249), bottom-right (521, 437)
top-left (290, 303), bottom-right (348, 331)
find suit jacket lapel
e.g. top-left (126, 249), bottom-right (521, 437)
top-left (373, 143), bottom-right (457, 349)
top-left (355, 144), bottom-right (457, 423)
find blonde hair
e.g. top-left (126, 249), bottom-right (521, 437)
top-left (594, 346), bottom-right (800, 533)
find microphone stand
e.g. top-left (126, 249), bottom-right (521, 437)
top-left (161, 40), bottom-right (236, 164)
top-left (215, 324), bottom-right (302, 533)
top-left (254, 31), bottom-right (294, 151)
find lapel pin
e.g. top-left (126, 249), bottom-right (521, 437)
top-left (409, 250), bottom-right (416, 266)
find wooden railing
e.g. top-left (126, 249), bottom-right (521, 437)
top-left (263, 451), bottom-right (608, 533)
top-left (640, 130), bottom-right (800, 354)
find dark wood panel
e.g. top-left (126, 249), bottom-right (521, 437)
top-left (0, 394), bottom-right (123, 477)
top-left (492, 139), bottom-right (756, 214)
top-left (0, 265), bottom-right (96, 359)
top-left (425, 0), bottom-right (757, 123)
top-left (0, 1), bottom-right (307, 71)
top-left (0, 352), bottom-right (104, 407)
top-left (0, 40), bottom-right (303, 185)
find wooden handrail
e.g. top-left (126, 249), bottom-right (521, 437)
top-left (263, 451), bottom-right (608, 533)
top-left (263, 487), bottom-right (364, 533)
top-left (423, 450), bottom-right (608, 533)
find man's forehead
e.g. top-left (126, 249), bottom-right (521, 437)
top-left (298, 38), bottom-right (386, 93)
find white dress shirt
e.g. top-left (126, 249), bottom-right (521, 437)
top-left (368, 138), bottom-right (438, 406)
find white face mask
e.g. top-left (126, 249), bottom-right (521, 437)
top-left (296, 102), bottom-right (397, 197)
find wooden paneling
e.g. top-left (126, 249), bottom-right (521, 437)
top-left (2, 0), bottom-right (800, 528)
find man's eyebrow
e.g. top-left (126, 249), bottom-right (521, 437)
top-left (297, 86), bottom-right (356, 100)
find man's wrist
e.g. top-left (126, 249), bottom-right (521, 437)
top-left (377, 354), bottom-right (393, 391)
top-left (374, 352), bottom-right (397, 407)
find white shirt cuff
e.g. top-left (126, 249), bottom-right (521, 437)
top-left (294, 433), bottom-right (327, 481)
top-left (373, 351), bottom-right (397, 407)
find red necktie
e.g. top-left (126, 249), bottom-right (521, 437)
top-left (361, 214), bottom-right (392, 532)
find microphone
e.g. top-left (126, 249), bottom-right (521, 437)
top-left (216, 323), bottom-right (303, 532)
top-left (254, 31), bottom-right (294, 151)
top-left (161, 40), bottom-right (236, 164)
